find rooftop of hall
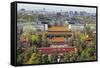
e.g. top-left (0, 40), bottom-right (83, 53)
top-left (48, 26), bottom-right (71, 32)
top-left (48, 37), bottom-right (65, 42)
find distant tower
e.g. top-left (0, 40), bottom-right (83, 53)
top-left (42, 8), bottom-right (46, 15)
top-left (60, 9), bottom-right (62, 12)
top-left (43, 8), bottom-right (45, 12)
top-left (56, 12), bottom-right (62, 26)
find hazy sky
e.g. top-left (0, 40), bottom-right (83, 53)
top-left (17, 3), bottom-right (96, 13)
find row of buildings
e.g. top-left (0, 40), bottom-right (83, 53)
top-left (18, 8), bottom-right (96, 17)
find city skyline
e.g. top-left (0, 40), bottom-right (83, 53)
top-left (17, 3), bottom-right (96, 13)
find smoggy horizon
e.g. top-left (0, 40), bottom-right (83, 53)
top-left (17, 3), bottom-right (96, 13)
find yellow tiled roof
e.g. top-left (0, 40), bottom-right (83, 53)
top-left (48, 26), bottom-right (70, 32)
top-left (49, 37), bottom-right (65, 42)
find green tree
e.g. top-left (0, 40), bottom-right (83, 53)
top-left (31, 35), bottom-right (38, 45)
top-left (26, 53), bottom-right (40, 64)
top-left (42, 32), bottom-right (46, 47)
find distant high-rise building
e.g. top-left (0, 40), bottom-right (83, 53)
top-left (74, 11), bottom-right (78, 15)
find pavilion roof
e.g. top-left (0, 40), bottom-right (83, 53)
top-left (48, 26), bottom-right (70, 32)
top-left (48, 37), bottom-right (65, 42)
top-left (47, 31), bottom-right (71, 35)
top-left (37, 47), bottom-right (75, 54)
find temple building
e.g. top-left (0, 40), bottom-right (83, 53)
top-left (37, 26), bottom-right (77, 55)
top-left (47, 26), bottom-right (72, 47)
